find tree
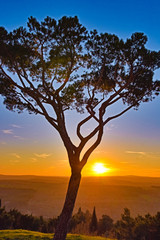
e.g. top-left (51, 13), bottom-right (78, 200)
top-left (98, 214), bottom-right (113, 236)
top-left (68, 207), bottom-right (86, 232)
top-left (89, 207), bottom-right (98, 233)
top-left (115, 208), bottom-right (135, 240)
top-left (0, 207), bottom-right (14, 230)
top-left (0, 16), bottom-right (160, 240)
top-left (134, 214), bottom-right (151, 240)
top-left (9, 209), bottom-right (22, 229)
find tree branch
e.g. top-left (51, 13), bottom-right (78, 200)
top-left (99, 65), bottom-right (133, 113)
top-left (77, 115), bottom-right (92, 140)
top-left (76, 94), bottom-right (105, 141)
top-left (15, 67), bottom-right (27, 88)
top-left (80, 122), bottom-right (103, 169)
top-left (107, 95), bottom-right (123, 106)
top-left (18, 93), bottom-right (44, 115)
top-left (86, 105), bottom-right (100, 122)
top-left (77, 103), bottom-right (135, 157)
top-left (0, 66), bottom-right (24, 91)
top-left (32, 96), bottom-right (59, 130)
top-left (21, 65), bottom-right (37, 90)
top-left (104, 104), bottom-right (134, 124)
top-left (55, 61), bottom-right (74, 94)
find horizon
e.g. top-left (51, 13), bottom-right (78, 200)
top-left (1, 173), bottom-right (160, 179)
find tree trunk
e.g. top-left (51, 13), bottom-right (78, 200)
top-left (53, 170), bottom-right (81, 240)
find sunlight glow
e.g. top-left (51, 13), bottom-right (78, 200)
top-left (92, 163), bottom-right (110, 175)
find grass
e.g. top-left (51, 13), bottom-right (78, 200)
top-left (0, 230), bottom-right (114, 240)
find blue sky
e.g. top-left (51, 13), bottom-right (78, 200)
top-left (1, 0), bottom-right (160, 48)
top-left (0, 0), bottom-right (160, 176)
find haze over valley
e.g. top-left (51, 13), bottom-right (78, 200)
top-left (1, 175), bottom-right (160, 220)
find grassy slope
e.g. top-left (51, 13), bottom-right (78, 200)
top-left (0, 230), bottom-right (114, 240)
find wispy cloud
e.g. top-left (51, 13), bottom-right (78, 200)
top-left (34, 153), bottom-right (51, 159)
top-left (126, 151), bottom-right (146, 155)
top-left (146, 152), bottom-right (160, 159)
top-left (0, 141), bottom-right (7, 145)
top-left (31, 158), bottom-right (38, 162)
top-left (14, 135), bottom-right (25, 140)
top-left (106, 124), bottom-right (115, 131)
top-left (2, 129), bottom-right (13, 134)
top-left (11, 124), bottom-right (22, 128)
top-left (11, 153), bottom-right (21, 159)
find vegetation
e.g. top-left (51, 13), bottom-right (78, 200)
top-left (0, 229), bottom-right (112, 240)
top-left (114, 208), bottom-right (160, 240)
top-left (0, 229), bottom-right (53, 240)
top-left (89, 207), bottom-right (98, 233)
top-left (0, 16), bottom-right (160, 239)
top-left (1, 204), bottom-right (160, 239)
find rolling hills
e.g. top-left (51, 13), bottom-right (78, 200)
top-left (0, 175), bottom-right (160, 220)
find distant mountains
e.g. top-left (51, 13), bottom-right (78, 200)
top-left (0, 175), bottom-right (160, 220)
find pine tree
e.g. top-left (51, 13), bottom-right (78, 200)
top-left (0, 16), bottom-right (160, 240)
top-left (89, 207), bottom-right (98, 233)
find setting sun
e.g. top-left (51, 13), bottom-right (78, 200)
top-left (92, 163), bottom-right (110, 175)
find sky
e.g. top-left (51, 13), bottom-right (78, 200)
top-left (0, 0), bottom-right (160, 177)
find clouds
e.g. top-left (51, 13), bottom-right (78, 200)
top-left (2, 129), bottom-right (13, 134)
top-left (34, 153), bottom-right (51, 159)
top-left (30, 153), bottom-right (52, 163)
top-left (1, 123), bottom-right (23, 133)
top-left (126, 151), bottom-right (146, 156)
top-left (14, 135), bottom-right (25, 140)
top-left (125, 151), bottom-right (160, 159)
top-left (31, 158), bottom-right (38, 163)
top-left (106, 123), bottom-right (116, 131)
top-left (1, 124), bottom-right (25, 141)
top-left (9, 153), bottom-right (21, 163)
top-left (11, 153), bottom-right (21, 159)
top-left (11, 124), bottom-right (22, 129)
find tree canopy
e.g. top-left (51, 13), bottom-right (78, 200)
top-left (0, 16), bottom-right (159, 118)
top-left (0, 16), bottom-right (160, 165)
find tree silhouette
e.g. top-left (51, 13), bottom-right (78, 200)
top-left (89, 206), bottom-right (98, 233)
top-left (98, 214), bottom-right (113, 236)
top-left (115, 208), bottom-right (135, 240)
top-left (0, 16), bottom-right (160, 240)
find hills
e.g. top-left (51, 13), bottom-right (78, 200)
top-left (0, 175), bottom-right (160, 220)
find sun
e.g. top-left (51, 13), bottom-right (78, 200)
top-left (92, 162), bottom-right (110, 175)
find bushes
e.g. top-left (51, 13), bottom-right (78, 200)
top-left (0, 207), bottom-right (56, 233)
top-left (114, 209), bottom-right (160, 240)
top-left (1, 205), bottom-right (160, 239)
top-left (98, 215), bottom-right (113, 236)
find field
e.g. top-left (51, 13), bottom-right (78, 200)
top-left (0, 230), bottom-right (113, 240)
top-left (0, 175), bottom-right (160, 220)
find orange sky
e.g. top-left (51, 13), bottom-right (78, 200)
top-left (0, 99), bottom-right (160, 177)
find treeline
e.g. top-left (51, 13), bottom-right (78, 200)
top-left (0, 203), bottom-right (160, 239)
top-left (0, 207), bottom-right (56, 233)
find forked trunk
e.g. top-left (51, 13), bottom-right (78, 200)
top-left (53, 170), bottom-right (81, 240)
